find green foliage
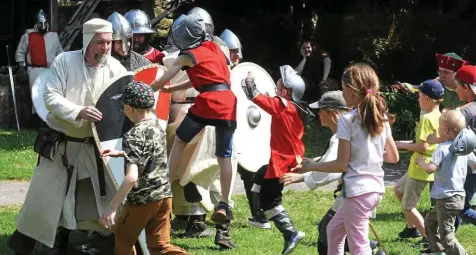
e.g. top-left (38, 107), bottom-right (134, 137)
top-left (383, 89), bottom-right (420, 140)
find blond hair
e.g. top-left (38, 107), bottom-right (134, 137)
top-left (342, 63), bottom-right (395, 137)
top-left (441, 110), bottom-right (466, 135)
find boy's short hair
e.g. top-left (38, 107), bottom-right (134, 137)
top-left (419, 79), bottom-right (444, 103)
top-left (441, 110), bottom-right (466, 134)
top-left (114, 81), bottom-right (155, 110)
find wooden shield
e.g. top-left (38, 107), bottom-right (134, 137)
top-left (91, 72), bottom-right (150, 255)
top-left (230, 62), bottom-right (276, 172)
top-left (134, 64), bottom-right (171, 129)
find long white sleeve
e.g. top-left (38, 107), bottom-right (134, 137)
top-left (44, 53), bottom-right (83, 123)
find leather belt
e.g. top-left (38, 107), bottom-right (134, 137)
top-left (197, 83), bottom-right (230, 93)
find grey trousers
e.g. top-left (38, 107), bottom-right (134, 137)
top-left (425, 195), bottom-right (467, 255)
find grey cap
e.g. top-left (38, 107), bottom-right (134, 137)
top-left (450, 128), bottom-right (476, 156)
top-left (309, 91), bottom-right (349, 110)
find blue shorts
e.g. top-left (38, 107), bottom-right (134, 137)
top-left (176, 115), bottom-right (235, 158)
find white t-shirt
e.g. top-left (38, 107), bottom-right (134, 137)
top-left (430, 141), bottom-right (476, 199)
top-left (337, 109), bottom-right (392, 198)
top-left (303, 134), bottom-right (342, 190)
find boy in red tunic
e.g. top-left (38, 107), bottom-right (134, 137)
top-left (243, 65), bottom-right (307, 255)
top-left (150, 13), bottom-right (236, 228)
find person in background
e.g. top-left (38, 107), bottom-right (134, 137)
top-left (124, 9), bottom-right (165, 64)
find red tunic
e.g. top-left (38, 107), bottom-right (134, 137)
top-left (180, 41), bottom-right (237, 127)
top-left (143, 46), bottom-right (165, 64)
top-left (252, 94), bottom-right (305, 179)
top-left (28, 32), bottom-right (47, 67)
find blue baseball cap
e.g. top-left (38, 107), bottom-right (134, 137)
top-left (419, 79), bottom-right (444, 100)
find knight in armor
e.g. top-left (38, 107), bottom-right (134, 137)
top-left (150, 12), bottom-right (238, 249)
top-left (220, 28), bottom-right (272, 229)
top-left (107, 12), bottom-right (151, 71)
top-left (220, 29), bottom-right (243, 67)
top-left (8, 19), bottom-right (127, 255)
top-left (15, 9), bottom-right (63, 114)
top-left (242, 65), bottom-right (307, 255)
top-left (124, 9), bottom-right (165, 64)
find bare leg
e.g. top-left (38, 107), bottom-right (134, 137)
top-left (169, 137), bottom-right (187, 181)
top-left (404, 209), bottom-right (426, 236)
top-left (217, 157), bottom-right (233, 205)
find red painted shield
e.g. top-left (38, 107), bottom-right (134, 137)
top-left (134, 64), bottom-right (171, 128)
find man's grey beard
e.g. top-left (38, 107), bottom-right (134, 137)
top-left (94, 53), bottom-right (107, 63)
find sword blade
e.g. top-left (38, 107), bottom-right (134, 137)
top-left (7, 67), bottom-right (20, 131)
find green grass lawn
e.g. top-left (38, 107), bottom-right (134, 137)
top-left (1, 189), bottom-right (476, 254)
top-left (0, 130), bottom-right (37, 181)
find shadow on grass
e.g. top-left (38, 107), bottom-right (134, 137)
top-left (0, 234), bottom-right (12, 254)
top-left (0, 130), bottom-right (36, 152)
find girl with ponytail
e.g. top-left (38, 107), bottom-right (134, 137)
top-left (291, 63), bottom-right (399, 254)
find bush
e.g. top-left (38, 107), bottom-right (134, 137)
top-left (382, 87), bottom-right (420, 140)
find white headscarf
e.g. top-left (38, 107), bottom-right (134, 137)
top-left (82, 18), bottom-right (113, 55)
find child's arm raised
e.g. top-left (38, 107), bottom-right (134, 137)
top-left (99, 163), bottom-right (138, 229)
top-left (243, 72), bottom-right (287, 116)
top-left (150, 54), bottom-right (193, 92)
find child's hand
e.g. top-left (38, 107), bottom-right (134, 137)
top-left (99, 207), bottom-right (117, 229)
top-left (415, 155), bottom-right (425, 165)
top-left (101, 149), bottom-right (122, 158)
top-left (160, 85), bottom-right (172, 93)
top-left (280, 173), bottom-right (305, 186)
top-left (426, 132), bottom-right (441, 144)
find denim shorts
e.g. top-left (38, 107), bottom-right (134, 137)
top-left (175, 115), bottom-right (235, 158)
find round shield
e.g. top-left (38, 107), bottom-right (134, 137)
top-left (31, 68), bottom-right (52, 122)
top-left (230, 62), bottom-right (276, 172)
top-left (134, 64), bottom-right (171, 130)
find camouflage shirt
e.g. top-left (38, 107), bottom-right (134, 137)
top-left (123, 118), bottom-right (172, 204)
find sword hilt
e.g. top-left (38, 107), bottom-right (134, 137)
top-left (6, 45), bottom-right (12, 67)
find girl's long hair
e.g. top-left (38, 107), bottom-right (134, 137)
top-left (342, 63), bottom-right (395, 137)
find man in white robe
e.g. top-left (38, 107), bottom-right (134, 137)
top-left (8, 18), bottom-right (127, 255)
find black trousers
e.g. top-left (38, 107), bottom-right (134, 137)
top-left (253, 165), bottom-right (284, 212)
top-left (237, 164), bottom-right (256, 216)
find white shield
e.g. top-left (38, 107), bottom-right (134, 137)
top-left (230, 62), bottom-right (276, 172)
top-left (31, 67), bottom-right (52, 122)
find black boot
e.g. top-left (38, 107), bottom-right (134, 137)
top-left (185, 215), bottom-right (213, 238)
top-left (269, 210), bottom-right (305, 255)
top-left (215, 220), bottom-right (237, 249)
top-left (248, 192), bottom-right (271, 229)
top-left (8, 230), bottom-right (36, 255)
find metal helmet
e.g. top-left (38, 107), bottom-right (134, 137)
top-left (280, 65), bottom-right (306, 102)
top-left (163, 14), bottom-right (186, 54)
top-left (124, 9), bottom-right (156, 34)
top-left (172, 13), bottom-right (206, 51)
top-left (450, 128), bottom-right (476, 156)
top-left (107, 12), bottom-right (133, 54)
top-left (35, 9), bottom-right (49, 33)
top-left (188, 7), bottom-right (214, 35)
top-left (220, 29), bottom-right (243, 59)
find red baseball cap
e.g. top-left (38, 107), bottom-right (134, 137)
top-left (456, 65), bottom-right (476, 94)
